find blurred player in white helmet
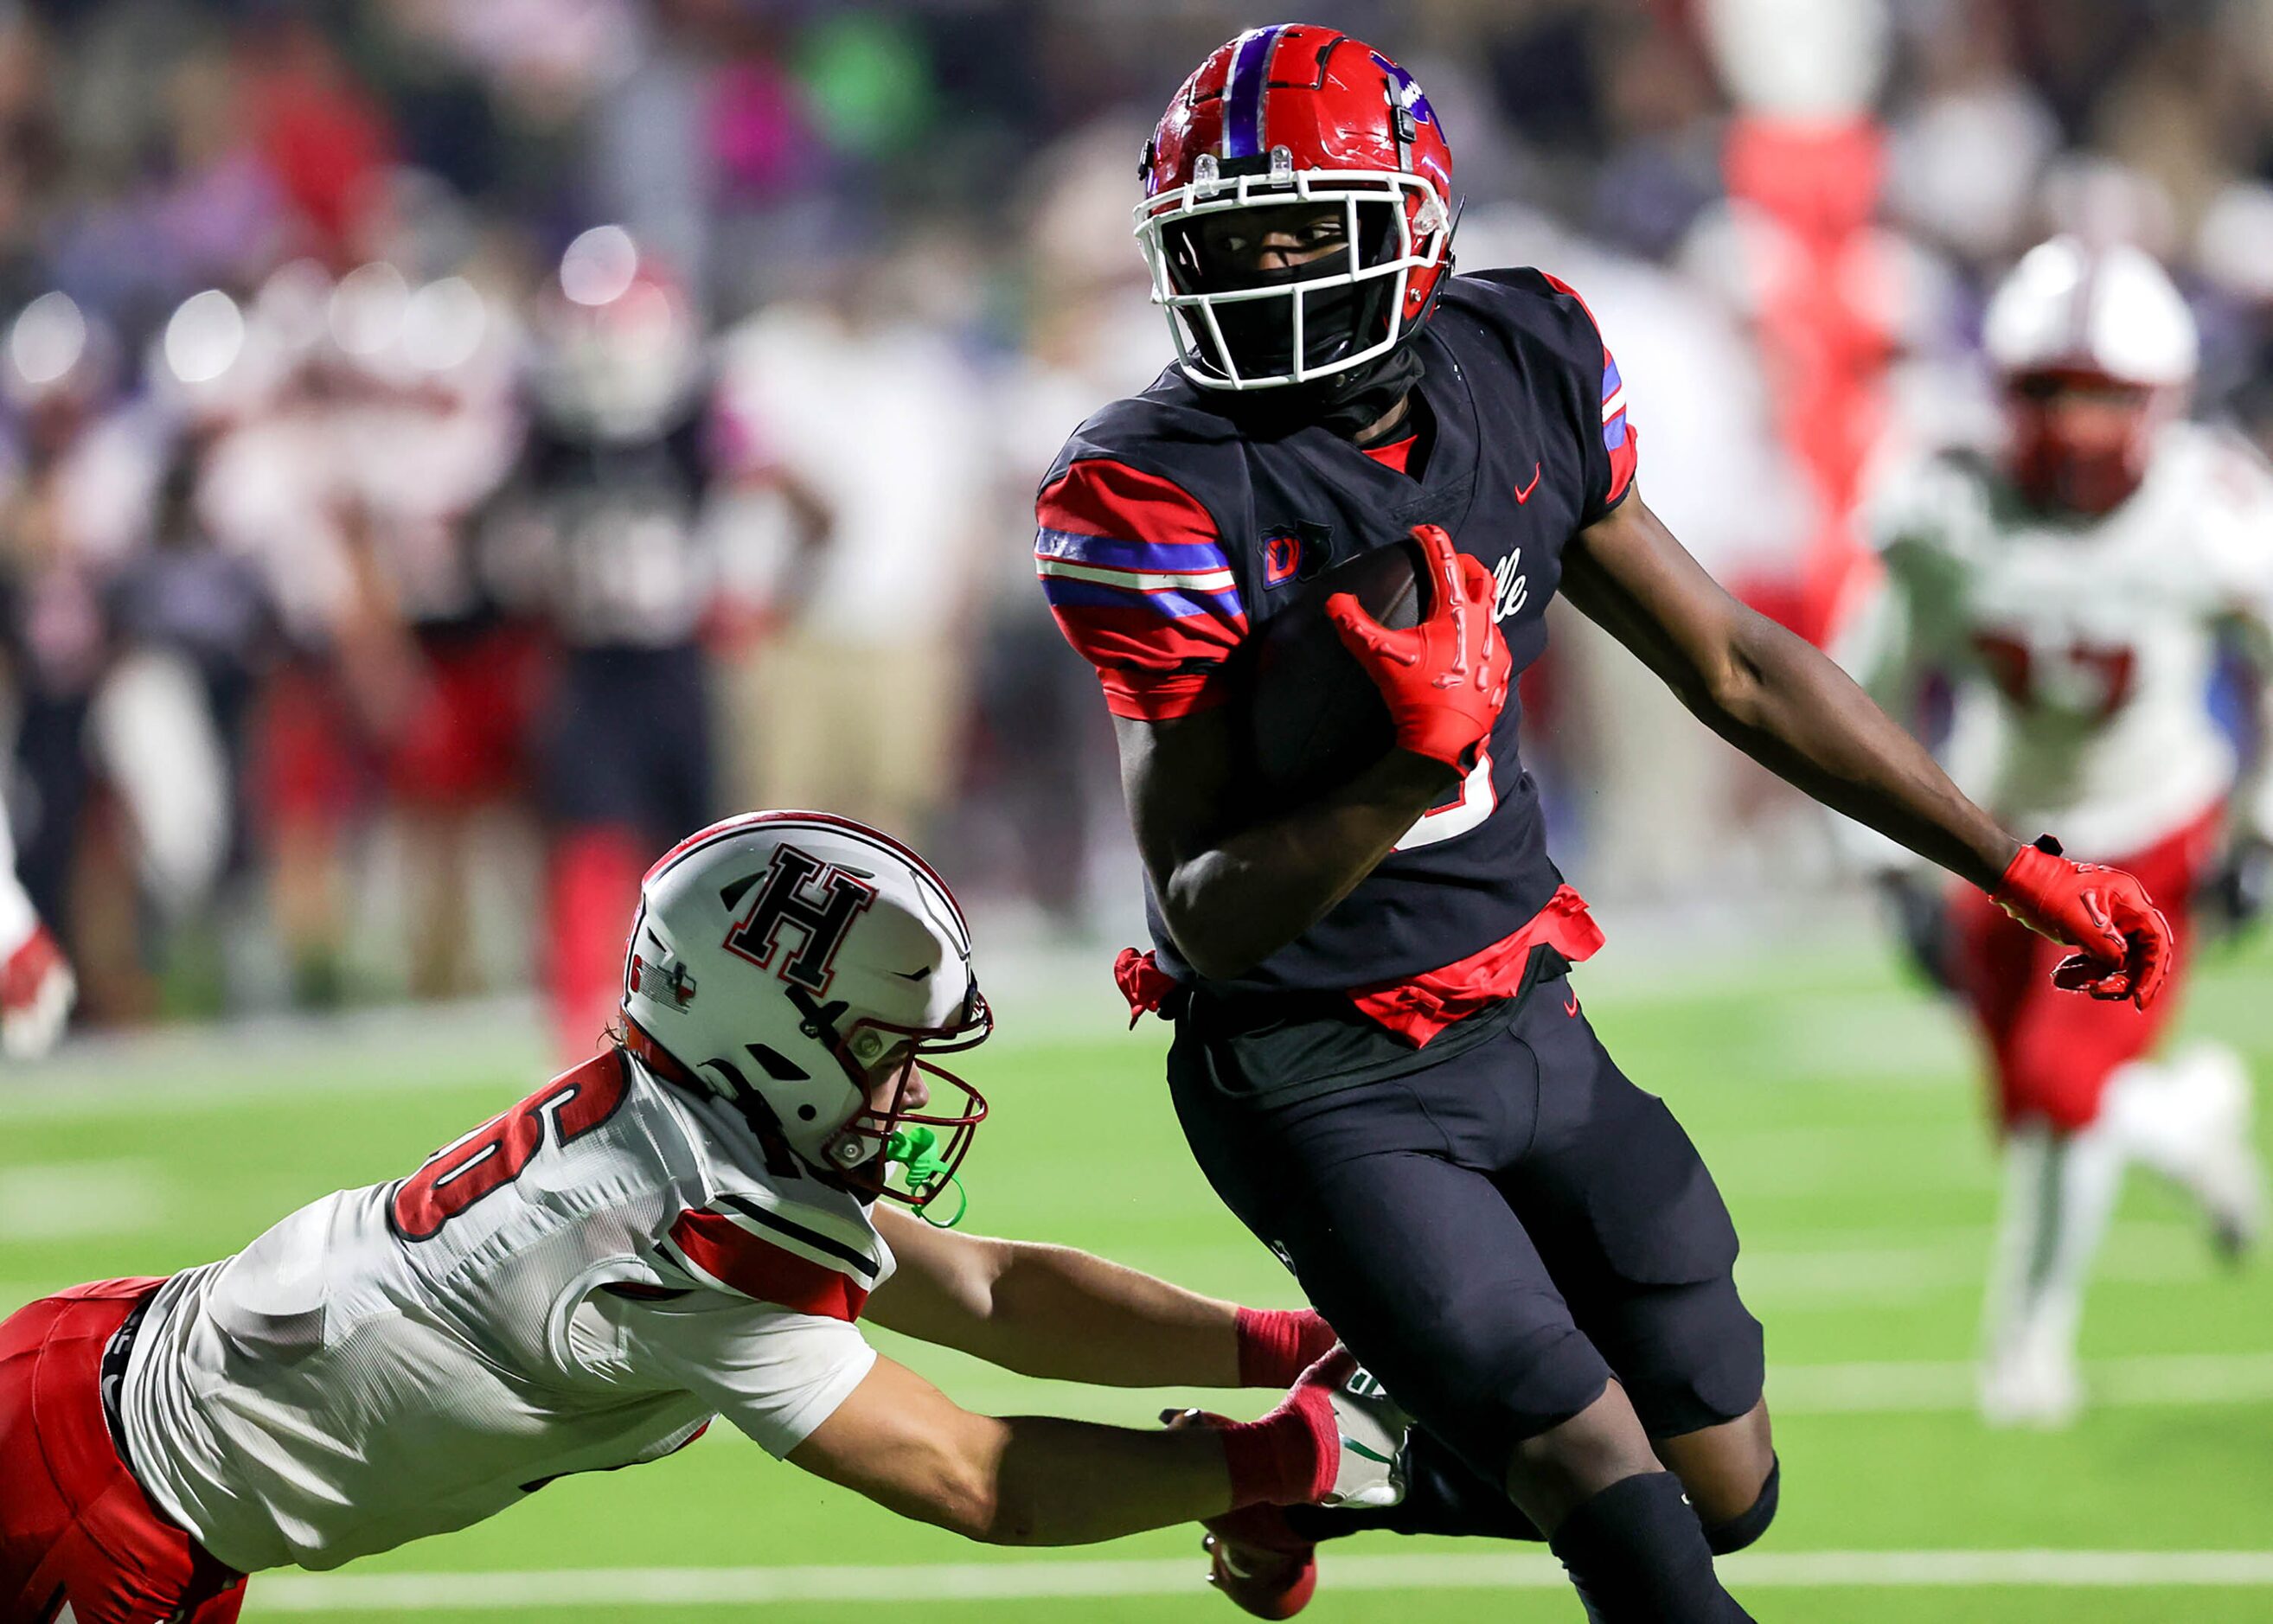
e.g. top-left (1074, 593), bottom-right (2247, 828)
top-left (0, 811), bottom-right (1405, 1622)
top-left (499, 227), bottom-right (736, 1058)
top-left (1841, 236), bottom-right (2272, 1426)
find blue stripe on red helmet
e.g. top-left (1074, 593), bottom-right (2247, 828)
top-left (1223, 25), bottom-right (1281, 159)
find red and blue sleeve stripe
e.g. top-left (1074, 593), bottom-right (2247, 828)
top-left (1035, 459), bottom-right (1247, 721)
top-left (1540, 272), bottom-right (1640, 512)
top-left (1600, 349), bottom-right (1636, 506)
top-left (1034, 528), bottom-right (1245, 622)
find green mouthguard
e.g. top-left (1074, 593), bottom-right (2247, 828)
top-left (885, 1126), bottom-right (969, 1229)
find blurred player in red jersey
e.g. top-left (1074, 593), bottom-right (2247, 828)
top-left (1035, 26), bottom-right (2176, 1621)
top-left (1, 812), bottom-right (1405, 1624)
top-left (1844, 238), bottom-right (2270, 1426)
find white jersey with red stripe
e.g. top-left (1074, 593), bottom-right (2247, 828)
top-left (1846, 421), bottom-right (2273, 860)
top-left (117, 1049), bottom-right (890, 1575)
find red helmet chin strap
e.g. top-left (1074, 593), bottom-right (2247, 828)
top-left (821, 1059), bottom-right (989, 1209)
top-left (812, 994), bottom-right (992, 1208)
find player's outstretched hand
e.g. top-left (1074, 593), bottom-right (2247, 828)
top-left (1993, 835), bottom-right (2174, 1010)
top-left (1175, 1345), bottom-right (1410, 1510)
top-left (1265, 1346), bottom-right (1409, 1509)
top-left (1325, 523), bottom-right (1510, 774)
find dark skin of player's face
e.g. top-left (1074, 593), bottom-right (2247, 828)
top-left (1191, 201), bottom-right (1348, 273)
top-left (1192, 202), bottom-right (1412, 444)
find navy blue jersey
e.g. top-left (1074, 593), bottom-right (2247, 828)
top-left (1038, 268), bottom-right (1637, 995)
top-left (515, 409), bottom-right (713, 649)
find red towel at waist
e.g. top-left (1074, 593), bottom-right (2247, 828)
top-left (1115, 883), bottom-right (1604, 1048)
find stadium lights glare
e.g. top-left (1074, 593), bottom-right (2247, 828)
top-left (10, 291), bottom-right (86, 387)
top-left (402, 277), bottom-right (489, 373)
top-left (255, 258), bottom-right (335, 357)
top-left (163, 290), bottom-right (245, 385)
top-left (560, 224), bottom-right (638, 307)
top-left (329, 261), bottom-right (411, 356)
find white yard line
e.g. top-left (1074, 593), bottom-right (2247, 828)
top-left (1738, 1224), bottom-right (2214, 1303)
top-left (1771, 1351), bottom-right (2273, 1413)
top-left (252, 1549), bottom-right (2273, 1611)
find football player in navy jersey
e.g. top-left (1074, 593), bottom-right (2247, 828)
top-left (1036, 25), bottom-right (2178, 1624)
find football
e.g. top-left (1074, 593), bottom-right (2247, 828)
top-left (1245, 534), bottom-right (1431, 808)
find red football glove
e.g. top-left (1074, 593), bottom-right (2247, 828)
top-left (1201, 1346), bottom-right (1407, 1509)
top-left (1992, 834), bottom-right (2175, 1010)
top-left (1325, 524), bottom-right (1512, 774)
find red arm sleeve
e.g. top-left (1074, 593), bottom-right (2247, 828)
top-left (1035, 458), bottom-right (1249, 720)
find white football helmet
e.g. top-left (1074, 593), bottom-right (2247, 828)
top-left (1983, 236), bottom-right (2198, 387)
top-left (1982, 238), bottom-right (2196, 515)
top-left (532, 225), bottom-right (704, 442)
top-left (622, 811), bottom-right (989, 1212)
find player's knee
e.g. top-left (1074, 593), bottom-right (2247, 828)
top-left (1700, 1455), bottom-right (1779, 1555)
top-left (1505, 1382), bottom-right (1662, 1529)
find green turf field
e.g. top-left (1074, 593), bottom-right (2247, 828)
top-left (4, 928), bottom-right (2270, 1621)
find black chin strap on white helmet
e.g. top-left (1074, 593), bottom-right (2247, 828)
top-left (689, 1050), bottom-right (808, 1180)
top-left (784, 985), bottom-right (850, 1050)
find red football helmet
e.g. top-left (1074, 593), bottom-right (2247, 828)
top-left (1136, 25), bottom-right (1457, 392)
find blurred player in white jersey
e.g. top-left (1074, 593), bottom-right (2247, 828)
top-left (1842, 237), bottom-right (2272, 1426)
top-left (0, 811), bottom-right (1402, 1624)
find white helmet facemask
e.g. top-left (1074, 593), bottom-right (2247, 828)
top-left (1135, 163), bottom-right (1451, 391)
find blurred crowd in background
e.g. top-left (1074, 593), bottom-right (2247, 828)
top-left (4, 0), bottom-right (2273, 1042)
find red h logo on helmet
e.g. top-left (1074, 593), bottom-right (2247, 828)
top-left (723, 845), bottom-right (878, 994)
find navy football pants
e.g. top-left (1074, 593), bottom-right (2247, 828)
top-left (1169, 974), bottom-right (1764, 1488)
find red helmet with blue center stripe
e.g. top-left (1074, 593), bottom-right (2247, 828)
top-left (1136, 24), bottom-right (1457, 392)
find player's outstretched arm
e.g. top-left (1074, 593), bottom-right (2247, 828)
top-left (785, 1349), bottom-right (1391, 1546)
top-left (1564, 489), bottom-right (2172, 1005)
top-left (868, 1205), bottom-right (1332, 1389)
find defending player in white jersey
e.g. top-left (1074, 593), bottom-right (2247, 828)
top-left (1, 811), bottom-right (1405, 1624)
top-left (1841, 237), bottom-right (2271, 1427)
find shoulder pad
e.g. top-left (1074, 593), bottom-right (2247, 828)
top-left (1436, 266), bottom-right (1602, 354)
top-left (2155, 423), bottom-right (2273, 598)
top-left (1042, 378), bottom-right (1248, 492)
top-left (2189, 422), bottom-right (2273, 508)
